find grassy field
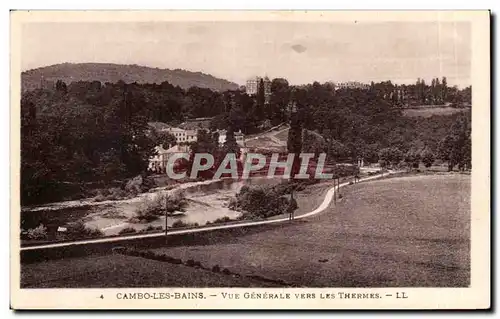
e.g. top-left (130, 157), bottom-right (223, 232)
top-left (402, 107), bottom-right (469, 118)
top-left (21, 253), bottom-right (274, 288)
top-left (20, 174), bottom-right (470, 288)
top-left (150, 174), bottom-right (470, 287)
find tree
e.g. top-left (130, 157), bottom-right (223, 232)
top-left (441, 76), bottom-right (448, 102)
top-left (302, 130), bottom-right (327, 156)
top-left (378, 147), bottom-right (403, 168)
top-left (55, 79), bottom-right (68, 94)
top-left (255, 78), bottom-right (266, 121)
top-left (150, 130), bottom-right (177, 149)
top-left (438, 116), bottom-right (471, 171)
top-left (269, 78), bottom-right (290, 125)
top-left (404, 148), bottom-right (421, 169)
top-left (420, 147), bottom-right (435, 168)
top-left (223, 127), bottom-right (241, 157)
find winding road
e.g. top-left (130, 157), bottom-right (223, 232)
top-left (20, 171), bottom-right (390, 252)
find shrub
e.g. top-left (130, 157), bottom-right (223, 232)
top-left (26, 224), bottom-right (48, 240)
top-left (118, 227), bottom-right (137, 235)
top-left (210, 216), bottom-right (232, 224)
top-left (143, 225), bottom-right (163, 232)
top-left (421, 148), bottom-right (436, 168)
top-left (212, 265), bottom-right (221, 273)
top-left (231, 184), bottom-right (297, 219)
top-left (64, 222), bottom-right (104, 240)
top-left (129, 210), bottom-right (160, 223)
top-left (171, 220), bottom-right (188, 228)
top-left (164, 192), bottom-right (188, 213)
top-left (131, 192), bottom-right (188, 223)
top-left (170, 220), bottom-right (199, 229)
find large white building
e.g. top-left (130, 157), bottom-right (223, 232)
top-left (163, 127), bottom-right (198, 144)
top-left (148, 122), bottom-right (198, 144)
top-left (334, 81), bottom-right (370, 90)
top-left (148, 144), bottom-right (190, 173)
top-left (245, 76), bottom-right (272, 103)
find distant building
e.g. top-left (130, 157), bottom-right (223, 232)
top-left (245, 76), bottom-right (272, 103)
top-left (163, 127), bottom-right (197, 144)
top-left (148, 122), bottom-right (198, 144)
top-left (334, 81), bottom-right (370, 90)
top-left (148, 144), bottom-right (190, 173)
top-left (217, 129), bottom-right (245, 148)
top-left (245, 77), bottom-right (259, 95)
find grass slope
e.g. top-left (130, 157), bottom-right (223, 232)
top-left (152, 174), bottom-right (470, 287)
top-left (21, 254), bottom-right (270, 288)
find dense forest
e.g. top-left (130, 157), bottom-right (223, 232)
top-left (21, 77), bottom-right (471, 205)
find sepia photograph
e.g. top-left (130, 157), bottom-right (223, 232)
top-left (10, 10), bottom-right (490, 310)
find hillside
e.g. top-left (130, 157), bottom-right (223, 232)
top-left (22, 63), bottom-right (240, 92)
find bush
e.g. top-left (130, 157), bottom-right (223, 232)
top-left (165, 193), bottom-right (188, 213)
top-left (64, 222), bottom-right (104, 240)
top-left (26, 224), bottom-right (48, 240)
top-left (143, 225), bottom-right (163, 232)
top-left (129, 210), bottom-right (160, 224)
top-left (212, 265), bottom-right (221, 273)
top-left (231, 184), bottom-right (297, 219)
top-left (118, 227), bottom-right (137, 235)
top-left (421, 148), bottom-right (435, 168)
top-left (131, 192), bottom-right (188, 223)
top-left (124, 175), bottom-right (156, 195)
top-left (208, 216), bottom-right (232, 225)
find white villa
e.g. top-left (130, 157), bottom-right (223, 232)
top-left (148, 144), bottom-right (190, 173)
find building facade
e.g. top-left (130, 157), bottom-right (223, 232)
top-left (148, 144), bottom-right (190, 173)
top-left (334, 81), bottom-right (370, 90)
top-left (245, 76), bottom-right (272, 103)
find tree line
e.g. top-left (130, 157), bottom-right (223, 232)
top-left (21, 78), bottom-right (471, 205)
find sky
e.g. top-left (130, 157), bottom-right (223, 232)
top-left (21, 21), bottom-right (471, 88)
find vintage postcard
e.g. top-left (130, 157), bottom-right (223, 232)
top-left (10, 10), bottom-right (490, 310)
